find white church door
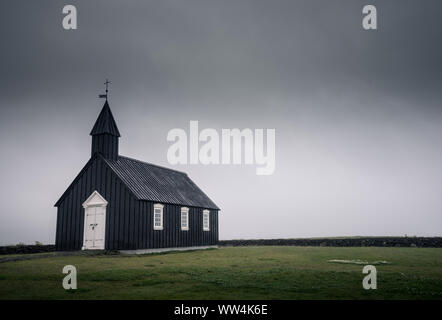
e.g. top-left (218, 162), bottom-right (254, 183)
top-left (82, 191), bottom-right (108, 250)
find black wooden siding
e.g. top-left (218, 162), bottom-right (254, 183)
top-left (91, 134), bottom-right (119, 161)
top-left (55, 156), bottom-right (219, 251)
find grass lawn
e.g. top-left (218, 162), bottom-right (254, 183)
top-left (0, 246), bottom-right (441, 299)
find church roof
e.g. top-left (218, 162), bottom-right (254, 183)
top-left (54, 152), bottom-right (219, 210)
top-left (90, 101), bottom-right (121, 137)
top-left (103, 155), bottom-right (219, 210)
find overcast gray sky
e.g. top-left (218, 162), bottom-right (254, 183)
top-left (1, 0), bottom-right (442, 244)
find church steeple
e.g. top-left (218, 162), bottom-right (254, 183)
top-left (90, 100), bottom-right (120, 160)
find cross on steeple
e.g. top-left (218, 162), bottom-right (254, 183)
top-left (104, 79), bottom-right (111, 94)
top-left (99, 78), bottom-right (111, 100)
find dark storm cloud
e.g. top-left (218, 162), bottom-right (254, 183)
top-left (1, 1), bottom-right (442, 244)
top-left (2, 0), bottom-right (442, 103)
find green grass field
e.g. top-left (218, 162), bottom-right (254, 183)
top-left (1, 246), bottom-right (442, 299)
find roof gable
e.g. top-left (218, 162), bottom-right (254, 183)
top-left (54, 154), bottom-right (138, 207)
top-left (54, 154), bottom-right (98, 207)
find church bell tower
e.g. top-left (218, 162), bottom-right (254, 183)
top-left (90, 80), bottom-right (120, 160)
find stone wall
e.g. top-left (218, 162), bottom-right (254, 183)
top-left (0, 245), bottom-right (56, 255)
top-left (219, 237), bottom-right (442, 248)
top-left (1, 237), bottom-right (441, 254)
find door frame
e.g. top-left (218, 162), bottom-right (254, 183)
top-left (81, 190), bottom-right (108, 250)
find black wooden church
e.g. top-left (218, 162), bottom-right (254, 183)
top-left (55, 98), bottom-right (219, 251)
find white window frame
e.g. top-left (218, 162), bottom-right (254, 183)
top-left (153, 203), bottom-right (164, 230)
top-left (203, 209), bottom-right (210, 231)
top-left (181, 207), bottom-right (189, 231)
